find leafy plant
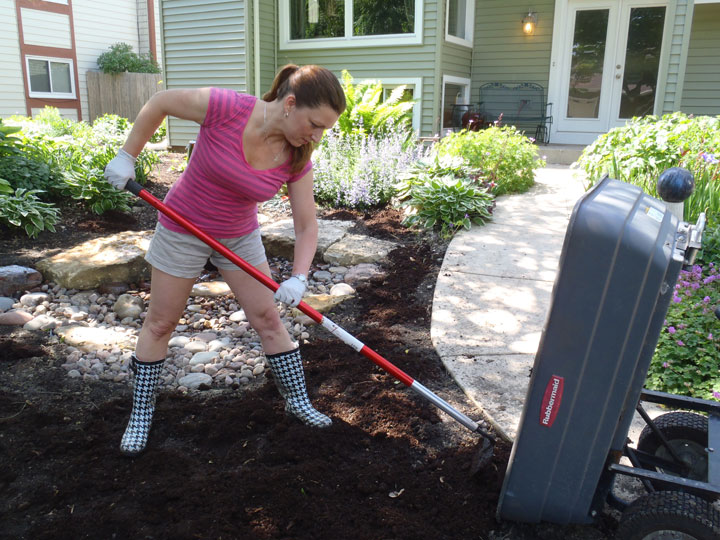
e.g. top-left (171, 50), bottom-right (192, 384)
top-left (435, 127), bottom-right (544, 196)
top-left (336, 70), bottom-right (415, 137)
top-left (697, 224), bottom-right (720, 268)
top-left (575, 113), bottom-right (720, 225)
top-left (0, 188), bottom-right (59, 238)
top-left (646, 264), bottom-right (720, 400)
top-left (150, 118), bottom-right (167, 143)
top-left (401, 175), bottom-right (494, 238)
top-left (313, 125), bottom-right (428, 208)
top-left (97, 42), bottom-right (161, 74)
top-left (0, 152), bottom-right (62, 195)
top-left (0, 119), bottom-right (23, 154)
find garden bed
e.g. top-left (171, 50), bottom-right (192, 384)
top-left (0, 154), bottom-right (614, 539)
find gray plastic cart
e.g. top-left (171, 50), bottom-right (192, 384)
top-left (496, 175), bottom-right (719, 539)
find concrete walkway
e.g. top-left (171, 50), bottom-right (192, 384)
top-left (431, 164), bottom-right (587, 441)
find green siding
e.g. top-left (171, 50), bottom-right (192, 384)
top-left (276, 0), bottom-right (443, 136)
top-left (660, 0), bottom-right (692, 114)
top-left (161, 0), bottom-right (248, 147)
top-left (259, 1), bottom-right (276, 96)
top-left (472, 0), bottom-right (554, 93)
top-left (680, 3), bottom-right (720, 115)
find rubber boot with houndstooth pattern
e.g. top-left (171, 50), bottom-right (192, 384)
top-left (266, 348), bottom-right (332, 428)
top-left (120, 355), bottom-right (164, 456)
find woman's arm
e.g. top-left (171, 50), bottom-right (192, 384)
top-left (122, 88), bottom-right (212, 157)
top-left (287, 169), bottom-right (319, 278)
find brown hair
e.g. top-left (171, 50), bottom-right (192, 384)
top-left (263, 64), bottom-right (346, 174)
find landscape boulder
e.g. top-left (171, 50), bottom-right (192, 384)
top-left (36, 231), bottom-right (153, 290)
top-left (323, 235), bottom-right (398, 266)
top-left (113, 294), bottom-right (145, 320)
top-left (262, 219), bottom-right (354, 260)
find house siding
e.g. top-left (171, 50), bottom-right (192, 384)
top-left (276, 0), bottom-right (440, 135)
top-left (660, 0), bottom-right (692, 114)
top-left (0, 3), bottom-right (27, 117)
top-left (259, 0), bottom-right (276, 96)
top-left (472, 0), bottom-right (554, 94)
top-left (20, 8), bottom-right (73, 49)
top-left (680, 2), bottom-right (720, 115)
top-left (73, 0), bottom-right (140, 122)
top-left (161, 0), bottom-right (248, 146)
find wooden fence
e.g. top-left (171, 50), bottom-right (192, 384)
top-left (86, 71), bottom-right (164, 122)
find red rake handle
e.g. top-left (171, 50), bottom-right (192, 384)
top-left (126, 180), bottom-right (491, 439)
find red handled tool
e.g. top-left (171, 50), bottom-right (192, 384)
top-left (126, 180), bottom-right (495, 467)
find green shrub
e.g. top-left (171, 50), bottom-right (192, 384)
top-left (395, 155), bottom-right (494, 237)
top-left (646, 264), bottom-right (720, 400)
top-left (575, 113), bottom-right (720, 225)
top-left (0, 187), bottom-right (59, 238)
top-left (97, 42), bottom-right (161, 74)
top-left (697, 224), bottom-right (720, 268)
top-left (0, 152), bottom-right (63, 195)
top-left (336, 70), bottom-right (415, 137)
top-left (150, 119), bottom-right (166, 143)
top-left (313, 126), bottom-right (428, 208)
top-left (0, 119), bottom-right (23, 154)
top-left (435, 127), bottom-right (544, 196)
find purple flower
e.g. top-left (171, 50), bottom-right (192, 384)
top-left (703, 296), bottom-right (711, 303)
top-left (714, 390), bottom-right (720, 400)
top-left (662, 362), bottom-right (669, 368)
top-left (701, 152), bottom-right (719, 164)
top-left (672, 295), bottom-right (682, 304)
top-left (709, 333), bottom-right (714, 340)
top-left (668, 326), bottom-right (676, 334)
top-left (676, 340), bottom-right (685, 347)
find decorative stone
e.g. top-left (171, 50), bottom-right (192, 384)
top-left (55, 325), bottom-right (136, 352)
top-left (344, 263), bottom-right (384, 285)
top-left (262, 219), bottom-right (354, 261)
top-left (0, 310), bottom-right (34, 326)
top-left (323, 234), bottom-right (398, 266)
top-left (189, 351), bottom-right (219, 365)
top-left (24, 314), bottom-right (59, 331)
top-left (191, 281), bottom-right (232, 297)
top-left (20, 292), bottom-right (49, 307)
top-left (291, 294), bottom-right (353, 317)
top-left (330, 283), bottom-right (355, 296)
top-left (168, 336), bottom-right (190, 348)
top-left (0, 297), bottom-right (15, 312)
top-left (113, 294), bottom-right (144, 320)
top-left (194, 331), bottom-right (218, 342)
top-left (0, 265), bottom-right (42, 296)
top-left (184, 341), bottom-right (208, 353)
top-left (35, 231), bottom-right (153, 289)
top-left (178, 373), bottom-right (212, 389)
top-left (229, 311), bottom-right (247, 323)
top-left (312, 270), bottom-right (333, 282)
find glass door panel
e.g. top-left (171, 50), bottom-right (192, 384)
top-left (618, 6), bottom-right (666, 118)
top-left (567, 9), bottom-right (610, 119)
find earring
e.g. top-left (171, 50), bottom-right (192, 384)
top-left (285, 111), bottom-right (289, 118)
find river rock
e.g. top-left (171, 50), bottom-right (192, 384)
top-left (178, 372), bottom-right (213, 389)
top-left (0, 297), bottom-right (15, 312)
top-left (191, 281), bottom-right (232, 297)
top-left (168, 336), bottom-right (190, 348)
top-left (189, 351), bottom-right (219, 365)
top-left (292, 294), bottom-right (353, 317)
top-left (36, 230), bottom-right (153, 289)
top-left (0, 265), bottom-right (42, 296)
top-left (185, 340), bottom-right (208, 353)
top-left (113, 294), bottom-right (144, 320)
top-left (55, 325), bottom-right (136, 352)
top-left (323, 234), bottom-right (398, 266)
top-left (0, 310), bottom-right (34, 326)
top-left (23, 314), bottom-right (59, 331)
top-left (330, 283), bottom-right (355, 296)
top-left (20, 292), bottom-right (50, 307)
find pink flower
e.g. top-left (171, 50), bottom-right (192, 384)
top-left (703, 296), bottom-right (711, 303)
top-left (714, 391), bottom-right (720, 400)
top-left (709, 334), bottom-right (714, 340)
top-left (662, 362), bottom-right (669, 368)
top-left (668, 326), bottom-right (676, 334)
top-left (676, 340), bottom-right (685, 346)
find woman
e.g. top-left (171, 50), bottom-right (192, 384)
top-left (104, 64), bottom-right (346, 456)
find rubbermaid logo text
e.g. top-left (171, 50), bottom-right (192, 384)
top-left (540, 375), bottom-right (564, 427)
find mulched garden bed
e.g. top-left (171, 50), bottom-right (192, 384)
top-left (0, 153), bottom-right (614, 539)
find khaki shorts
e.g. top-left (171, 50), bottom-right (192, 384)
top-left (144, 222), bottom-right (267, 279)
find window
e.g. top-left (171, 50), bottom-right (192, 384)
top-left (441, 75), bottom-right (471, 132)
top-left (446, 0), bottom-right (474, 46)
top-left (378, 77), bottom-right (423, 133)
top-left (281, 0), bottom-right (424, 49)
top-left (26, 57), bottom-right (75, 99)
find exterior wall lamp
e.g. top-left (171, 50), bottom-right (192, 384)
top-left (522, 12), bottom-right (537, 35)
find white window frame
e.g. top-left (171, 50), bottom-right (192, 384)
top-left (26, 56), bottom-right (76, 99)
top-left (445, 0), bottom-right (475, 47)
top-left (441, 75), bottom-right (471, 132)
top-left (279, 0), bottom-right (424, 50)
top-left (374, 77), bottom-right (423, 133)
top-left (42, 0), bottom-right (69, 4)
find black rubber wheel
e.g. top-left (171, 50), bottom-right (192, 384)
top-left (615, 491), bottom-right (720, 540)
top-left (636, 411), bottom-right (709, 483)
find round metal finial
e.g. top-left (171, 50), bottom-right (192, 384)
top-left (657, 167), bottom-right (695, 203)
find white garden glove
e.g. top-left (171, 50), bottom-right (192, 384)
top-left (104, 148), bottom-right (136, 190)
top-left (274, 275), bottom-right (307, 307)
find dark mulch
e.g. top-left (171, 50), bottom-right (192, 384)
top-left (0, 154), bottom-right (614, 539)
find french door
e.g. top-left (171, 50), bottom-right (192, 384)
top-left (554, 0), bottom-right (668, 140)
